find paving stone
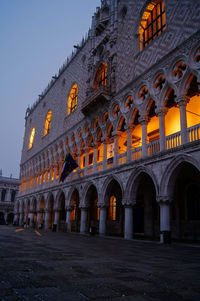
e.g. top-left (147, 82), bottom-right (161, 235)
top-left (0, 226), bottom-right (200, 301)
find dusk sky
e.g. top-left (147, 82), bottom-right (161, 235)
top-left (0, 0), bottom-right (100, 179)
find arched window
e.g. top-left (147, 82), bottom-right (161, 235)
top-left (94, 62), bottom-right (107, 89)
top-left (44, 110), bottom-right (52, 136)
top-left (29, 128), bottom-right (35, 149)
top-left (68, 84), bottom-right (78, 115)
top-left (139, 1), bottom-right (166, 51)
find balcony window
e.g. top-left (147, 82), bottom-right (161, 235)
top-left (68, 84), bottom-right (78, 115)
top-left (29, 128), bottom-right (35, 149)
top-left (94, 63), bottom-right (107, 89)
top-left (139, 1), bottom-right (166, 51)
top-left (44, 110), bottom-right (52, 136)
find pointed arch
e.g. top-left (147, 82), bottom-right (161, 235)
top-left (125, 165), bottom-right (159, 203)
top-left (160, 154), bottom-right (200, 198)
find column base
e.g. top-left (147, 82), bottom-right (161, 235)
top-left (160, 231), bottom-right (171, 244)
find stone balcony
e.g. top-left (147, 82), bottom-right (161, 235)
top-left (81, 85), bottom-right (111, 115)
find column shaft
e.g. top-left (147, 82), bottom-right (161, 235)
top-left (80, 208), bottom-right (87, 233)
top-left (99, 207), bottom-right (107, 235)
top-left (124, 206), bottom-right (133, 239)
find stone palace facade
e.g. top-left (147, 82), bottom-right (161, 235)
top-left (15, 0), bottom-right (200, 242)
top-left (0, 174), bottom-right (19, 224)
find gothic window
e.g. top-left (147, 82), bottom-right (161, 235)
top-left (94, 63), bottom-right (107, 89)
top-left (68, 84), bottom-right (78, 115)
top-left (139, 1), bottom-right (166, 51)
top-left (44, 110), bottom-right (52, 136)
top-left (29, 128), bottom-right (35, 149)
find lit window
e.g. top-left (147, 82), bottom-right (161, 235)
top-left (44, 110), bottom-right (52, 136)
top-left (68, 84), bottom-right (78, 115)
top-left (109, 196), bottom-right (116, 221)
top-left (29, 128), bottom-right (35, 149)
top-left (94, 63), bottom-right (107, 89)
top-left (139, 1), bottom-right (166, 51)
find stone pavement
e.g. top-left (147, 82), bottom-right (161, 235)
top-left (0, 226), bottom-right (200, 301)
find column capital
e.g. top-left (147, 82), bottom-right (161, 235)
top-left (157, 196), bottom-right (172, 204)
top-left (155, 106), bottom-right (168, 116)
top-left (176, 95), bottom-right (189, 106)
top-left (65, 206), bottom-right (73, 211)
top-left (139, 115), bottom-right (149, 125)
top-left (97, 202), bottom-right (108, 209)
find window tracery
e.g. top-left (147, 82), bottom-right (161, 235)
top-left (139, 1), bottom-right (166, 51)
top-left (94, 63), bottom-right (107, 89)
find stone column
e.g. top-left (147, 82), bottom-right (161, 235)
top-left (23, 212), bottom-right (27, 225)
top-left (66, 208), bottom-right (72, 232)
top-left (157, 108), bottom-right (167, 151)
top-left (44, 210), bottom-right (50, 230)
top-left (37, 212), bottom-right (41, 227)
top-left (159, 201), bottom-right (171, 244)
top-left (99, 207), bottom-right (107, 235)
top-left (80, 208), bottom-right (87, 234)
top-left (103, 139), bottom-right (107, 170)
top-left (177, 96), bottom-right (189, 145)
top-left (54, 210), bottom-right (60, 226)
top-left (13, 213), bottom-right (18, 225)
top-left (19, 212), bottom-right (24, 226)
top-left (124, 206), bottom-right (133, 240)
top-left (140, 117), bottom-right (148, 158)
top-left (126, 126), bottom-right (133, 162)
top-left (29, 212), bottom-right (34, 227)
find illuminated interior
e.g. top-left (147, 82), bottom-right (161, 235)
top-left (186, 95), bottom-right (200, 127)
top-left (139, 1), bottom-right (166, 51)
top-left (50, 165), bottom-right (54, 181)
top-left (131, 111), bottom-right (142, 148)
top-left (94, 62), bottom-right (107, 89)
top-left (118, 118), bottom-right (127, 154)
top-left (118, 132), bottom-right (127, 154)
top-left (68, 83), bottom-right (78, 115)
top-left (109, 196), bottom-right (116, 221)
top-left (147, 116), bottom-right (159, 142)
top-left (165, 106), bottom-right (180, 136)
top-left (44, 110), bottom-right (52, 136)
top-left (29, 128), bottom-right (35, 149)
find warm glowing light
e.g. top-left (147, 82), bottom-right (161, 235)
top-left (165, 106), bottom-right (180, 136)
top-left (107, 142), bottom-right (114, 158)
top-left (29, 128), bottom-right (35, 149)
top-left (109, 196), bottom-right (116, 221)
top-left (118, 132), bottom-right (127, 154)
top-left (131, 125), bottom-right (142, 148)
top-left (187, 95), bottom-right (200, 127)
top-left (147, 115), bottom-right (159, 142)
top-left (139, 1), bottom-right (166, 51)
top-left (94, 62), bottom-right (107, 89)
top-left (44, 110), bottom-right (52, 136)
top-left (97, 143), bottom-right (103, 162)
top-left (68, 84), bottom-right (78, 115)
